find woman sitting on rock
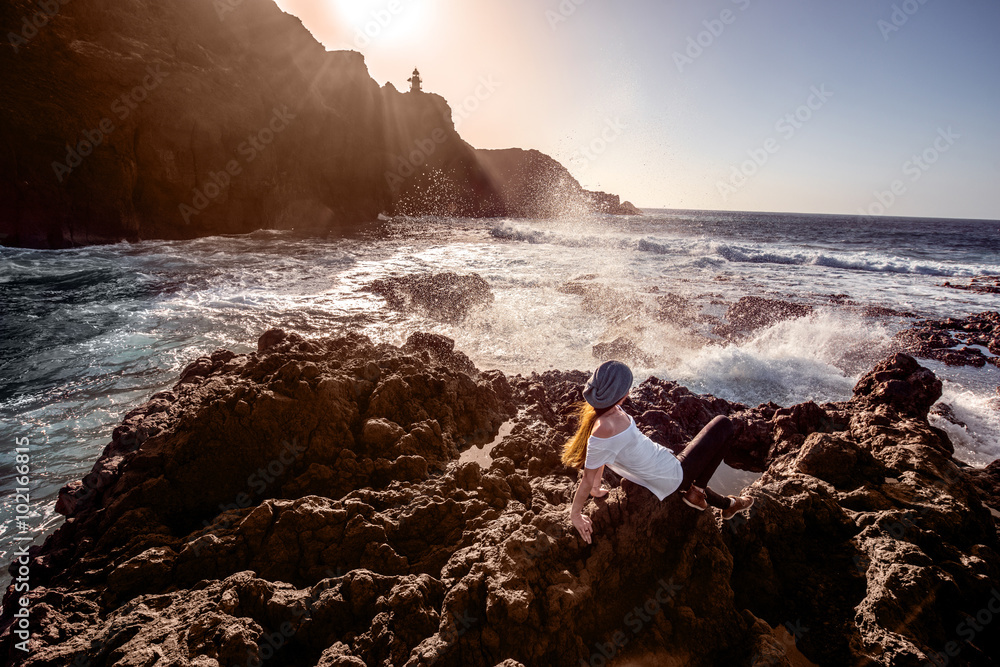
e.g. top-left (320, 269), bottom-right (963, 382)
top-left (565, 360), bottom-right (754, 544)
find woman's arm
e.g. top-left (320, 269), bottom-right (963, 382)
top-left (570, 466), bottom-right (602, 544)
top-left (590, 464), bottom-right (608, 497)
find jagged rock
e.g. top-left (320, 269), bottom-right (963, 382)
top-left (726, 408), bottom-right (1000, 666)
top-left (715, 297), bottom-right (813, 338)
top-left (367, 273), bottom-right (494, 322)
top-left (592, 336), bottom-right (654, 367)
top-left (851, 353), bottom-right (943, 420)
top-left (941, 276), bottom-right (1000, 295)
top-left (967, 459), bottom-right (1000, 516)
top-left (3, 336), bottom-right (998, 667)
top-left (26, 331), bottom-right (513, 587)
top-left (653, 292), bottom-right (697, 327)
top-left (893, 311), bottom-right (999, 367)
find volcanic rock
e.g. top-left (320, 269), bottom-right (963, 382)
top-left (2, 336), bottom-right (998, 666)
top-left (941, 276), bottom-right (1000, 294)
top-left (715, 297), bottom-right (813, 338)
top-left (367, 272), bottom-right (494, 322)
top-left (592, 337), bottom-right (654, 367)
top-left (893, 311), bottom-right (999, 368)
top-left (967, 459), bottom-right (1000, 517)
top-left (850, 353), bottom-right (943, 420)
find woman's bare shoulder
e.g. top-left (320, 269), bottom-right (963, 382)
top-left (592, 410), bottom-right (630, 439)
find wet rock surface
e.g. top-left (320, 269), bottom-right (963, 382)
top-left (715, 297), bottom-right (814, 339)
top-left (894, 311), bottom-right (999, 368)
top-left (592, 337), bottom-right (654, 367)
top-left (2, 332), bottom-right (998, 666)
top-left (367, 273), bottom-right (494, 322)
top-left (941, 276), bottom-right (1000, 295)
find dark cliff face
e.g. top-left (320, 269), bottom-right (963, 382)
top-left (0, 0), bottom-right (639, 249)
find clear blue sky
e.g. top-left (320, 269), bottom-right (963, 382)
top-left (276, 0), bottom-right (1000, 219)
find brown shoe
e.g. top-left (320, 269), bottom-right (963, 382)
top-left (681, 486), bottom-right (708, 511)
top-left (722, 495), bottom-right (754, 520)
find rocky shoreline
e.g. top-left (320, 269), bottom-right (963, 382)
top-left (2, 326), bottom-right (998, 666)
top-left (0, 0), bottom-right (639, 249)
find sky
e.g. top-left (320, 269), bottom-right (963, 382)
top-left (273, 0), bottom-right (1000, 219)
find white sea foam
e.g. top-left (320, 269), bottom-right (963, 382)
top-left (491, 221), bottom-right (999, 278)
top-left (720, 244), bottom-right (959, 275)
top-left (666, 309), bottom-right (894, 407)
top-left (930, 386), bottom-right (1000, 466)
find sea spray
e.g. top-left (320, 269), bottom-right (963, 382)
top-left (668, 309), bottom-right (896, 406)
top-left (929, 379), bottom-right (1000, 466)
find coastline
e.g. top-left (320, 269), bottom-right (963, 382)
top-left (1, 327), bottom-right (997, 665)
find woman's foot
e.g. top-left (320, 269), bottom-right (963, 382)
top-left (681, 486), bottom-right (708, 511)
top-left (590, 485), bottom-right (610, 499)
top-left (722, 495), bottom-right (754, 520)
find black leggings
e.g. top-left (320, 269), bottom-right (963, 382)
top-left (674, 415), bottom-right (734, 509)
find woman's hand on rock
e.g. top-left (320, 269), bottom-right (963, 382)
top-left (571, 512), bottom-right (593, 544)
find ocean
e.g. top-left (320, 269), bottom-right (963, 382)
top-left (1, 210), bottom-right (999, 571)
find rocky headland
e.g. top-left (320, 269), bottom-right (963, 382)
top-left (2, 324), bottom-right (998, 666)
top-left (0, 0), bottom-right (638, 249)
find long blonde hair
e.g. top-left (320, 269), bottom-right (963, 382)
top-left (562, 401), bottom-right (614, 468)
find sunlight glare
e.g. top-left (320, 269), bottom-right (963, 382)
top-left (330, 0), bottom-right (432, 50)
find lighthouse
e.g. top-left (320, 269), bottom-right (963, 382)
top-left (408, 67), bottom-right (422, 93)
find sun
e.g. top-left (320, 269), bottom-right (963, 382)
top-left (330, 0), bottom-right (432, 50)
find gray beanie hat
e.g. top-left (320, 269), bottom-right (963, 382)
top-left (583, 360), bottom-right (633, 409)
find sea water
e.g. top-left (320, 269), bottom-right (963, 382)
top-left (1, 210), bottom-right (998, 573)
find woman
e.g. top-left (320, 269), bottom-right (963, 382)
top-left (565, 360), bottom-right (753, 544)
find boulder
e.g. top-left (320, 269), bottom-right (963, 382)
top-left (368, 273), bottom-right (494, 322)
top-left (851, 353), bottom-right (942, 420)
top-left (715, 297), bottom-right (813, 338)
top-left (3, 339), bottom-right (998, 667)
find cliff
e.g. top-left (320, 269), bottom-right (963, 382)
top-left (2, 327), bottom-right (997, 666)
top-left (0, 0), bottom-right (639, 249)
